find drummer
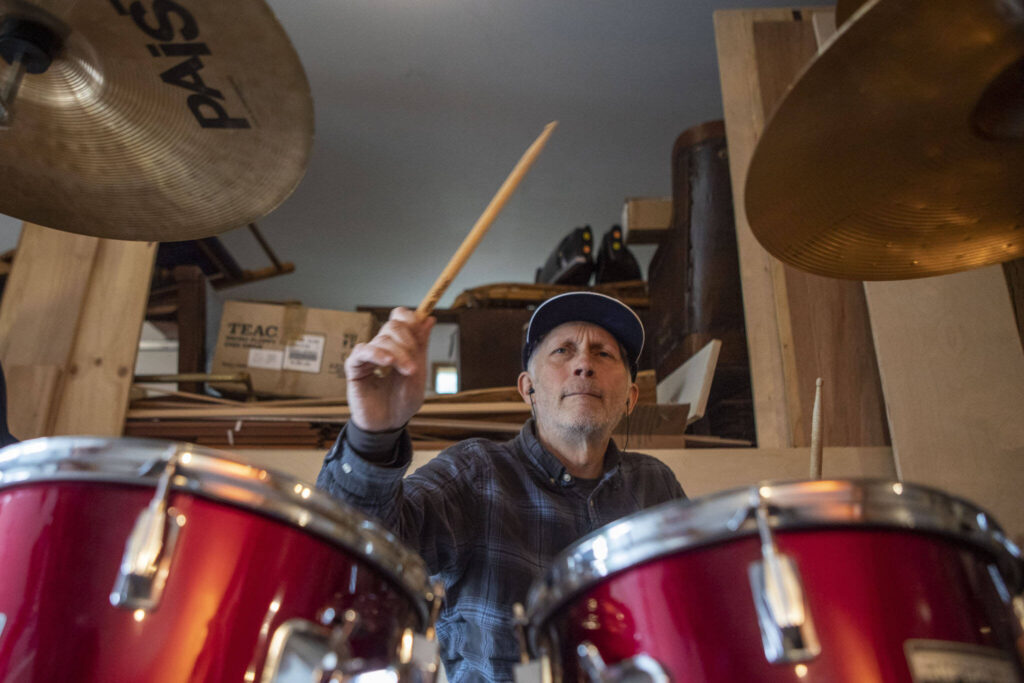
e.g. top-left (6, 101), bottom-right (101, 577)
top-left (317, 292), bottom-right (685, 682)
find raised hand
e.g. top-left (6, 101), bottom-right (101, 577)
top-left (344, 307), bottom-right (435, 432)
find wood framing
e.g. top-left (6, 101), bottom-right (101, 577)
top-left (714, 8), bottom-right (889, 450)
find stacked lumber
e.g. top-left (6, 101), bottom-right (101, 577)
top-left (123, 370), bottom-right (750, 450)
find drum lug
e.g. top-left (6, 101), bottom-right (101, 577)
top-left (748, 500), bottom-right (821, 664)
top-left (512, 602), bottom-right (553, 683)
top-left (263, 593), bottom-right (443, 683)
top-left (575, 641), bottom-right (670, 682)
top-left (110, 454), bottom-right (184, 612)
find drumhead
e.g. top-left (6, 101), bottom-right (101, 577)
top-left (0, 436), bottom-right (433, 625)
top-left (527, 479), bottom-right (1023, 628)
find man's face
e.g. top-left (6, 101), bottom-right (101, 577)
top-left (520, 321), bottom-right (638, 439)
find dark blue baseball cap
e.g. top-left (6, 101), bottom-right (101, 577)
top-left (522, 292), bottom-right (644, 378)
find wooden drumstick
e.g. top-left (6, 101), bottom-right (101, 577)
top-left (809, 377), bottom-right (824, 479)
top-left (374, 121), bottom-right (558, 377)
top-left (416, 121), bottom-right (558, 318)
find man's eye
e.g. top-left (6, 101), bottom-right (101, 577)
top-left (552, 347), bottom-right (567, 354)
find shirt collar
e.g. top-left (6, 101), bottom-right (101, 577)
top-left (516, 419), bottom-right (622, 485)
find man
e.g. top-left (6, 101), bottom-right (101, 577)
top-left (317, 292), bottom-right (685, 681)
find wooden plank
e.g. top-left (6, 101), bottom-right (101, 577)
top-left (752, 19), bottom-right (822, 446)
top-left (52, 238), bottom-right (157, 436)
top-left (0, 224), bottom-right (98, 367)
top-left (173, 265), bottom-right (206, 393)
top-left (864, 267), bottom-right (1024, 542)
top-left (621, 197), bottom-right (672, 245)
top-left (715, 8), bottom-right (806, 448)
top-left (126, 401), bottom-right (531, 420)
top-left (715, 8), bottom-right (888, 448)
top-left (0, 224), bottom-right (100, 437)
top-left (4, 365), bottom-right (61, 439)
top-left (131, 386), bottom-right (244, 406)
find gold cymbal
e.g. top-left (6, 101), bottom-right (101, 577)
top-left (0, 0), bottom-right (313, 241)
top-left (745, 0), bottom-right (1024, 280)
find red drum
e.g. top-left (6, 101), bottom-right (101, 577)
top-left (526, 480), bottom-right (1024, 682)
top-left (0, 437), bottom-right (437, 682)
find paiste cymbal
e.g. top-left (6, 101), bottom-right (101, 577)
top-left (745, 0), bottom-right (1024, 280)
top-left (0, 0), bottom-right (313, 241)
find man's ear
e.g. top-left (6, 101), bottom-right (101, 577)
top-left (517, 372), bottom-right (535, 405)
top-left (625, 382), bottom-right (640, 415)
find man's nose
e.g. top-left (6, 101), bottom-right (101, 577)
top-left (573, 360), bottom-right (595, 377)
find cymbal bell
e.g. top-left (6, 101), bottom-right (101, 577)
top-left (0, 0), bottom-right (313, 241)
top-left (745, 0), bottom-right (1024, 280)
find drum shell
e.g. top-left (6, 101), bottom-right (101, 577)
top-left (0, 479), bottom-right (419, 682)
top-left (537, 527), bottom-right (1024, 681)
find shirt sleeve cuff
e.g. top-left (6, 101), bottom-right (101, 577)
top-left (317, 423), bottom-right (413, 504)
top-left (344, 421), bottom-right (405, 463)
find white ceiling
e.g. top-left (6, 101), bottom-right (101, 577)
top-left (0, 0), bottom-right (813, 312)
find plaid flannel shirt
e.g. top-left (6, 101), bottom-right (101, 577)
top-left (317, 420), bottom-right (685, 682)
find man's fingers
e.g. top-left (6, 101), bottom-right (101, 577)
top-left (388, 307), bottom-right (419, 324)
top-left (343, 308), bottom-right (433, 380)
top-left (345, 338), bottom-right (417, 377)
top-left (345, 343), bottom-right (393, 378)
top-left (415, 316), bottom-right (437, 345)
top-left (378, 320), bottom-right (419, 351)
top-left (370, 336), bottom-right (418, 375)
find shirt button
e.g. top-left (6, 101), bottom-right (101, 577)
top-left (561, 473), bottom-right (571, 483)
top-left (341, 462), bottom-right (352, 474)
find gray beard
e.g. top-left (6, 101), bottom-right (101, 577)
top-left (549, 408), bottom-right (621, 441)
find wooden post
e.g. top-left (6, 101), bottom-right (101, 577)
top-left (173, 265), bottom-right (207, 394)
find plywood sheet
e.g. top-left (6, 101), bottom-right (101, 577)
top-left (4, 364), bottom-right (61, 440)
top-left (0, 224), bottom-right (155, 438)
top-left (0, 225), bottom-right (98, 367)
top-left (865, 268), bottom-right (1024, 542)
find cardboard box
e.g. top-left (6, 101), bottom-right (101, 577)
top-left (211, 301), bottom-right (375, 398)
